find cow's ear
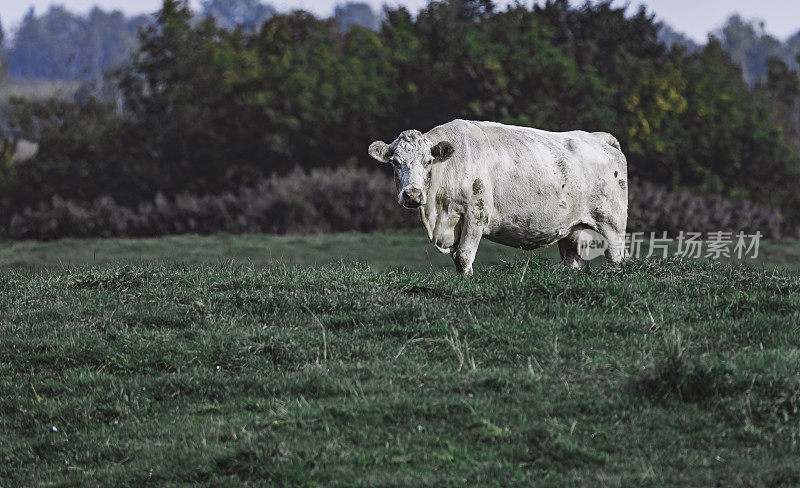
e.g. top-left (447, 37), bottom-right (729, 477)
top-left (368, 141), bottom-right (393, 163)
top-left (430, 141), bottom-right (454, 162)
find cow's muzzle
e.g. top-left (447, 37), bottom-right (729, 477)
top-left (399, 187), bottom-right (425, 208)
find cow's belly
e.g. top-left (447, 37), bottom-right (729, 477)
top-left (485, 212), bottom-right (571, 250)
top-left (483, 177), bottom-right (588, 249)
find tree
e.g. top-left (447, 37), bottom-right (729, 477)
top-left (7, 6), bottom-right (147, 83)
top-left (118, 0), bottom-right (233, 193)
top-left (334, 2), bottom-right (380, 31)
top-left (757, 56), bottom-right (800, 153)
top-left (200, 0), bottom-right (274, 31)
top-left (658, 24), bottom-right (699, 54)
top-left (717, 15), bottom-right (800, 85)
top-left (0, 18), bottom-right (7, 80)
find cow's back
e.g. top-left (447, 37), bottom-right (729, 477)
top-left (427, 120), bottom-right (625, 180)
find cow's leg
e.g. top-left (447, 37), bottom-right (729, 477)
top-left (603, 230), bottom-right (626, 264)
top-left (452, 220), bottom-right (483, 276)
top-left (558, 236), bottom-right (586, 269)
top-left (594, 221), bottom-right (626, 265)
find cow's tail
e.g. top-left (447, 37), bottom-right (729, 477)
top-left (593, 132), bottom-right (621, 152)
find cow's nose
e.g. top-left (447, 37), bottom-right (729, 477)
top-left (403, 188), bottom-right (422, 200)
top-left (401, 187), bottom-right (423, 205)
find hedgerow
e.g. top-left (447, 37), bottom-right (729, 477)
top-left (4, 169), bottom-right (784, 240)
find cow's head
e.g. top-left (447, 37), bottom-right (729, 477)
top-left (368, 130), bottom-right (454, 209)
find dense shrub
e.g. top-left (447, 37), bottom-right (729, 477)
top-left (628, 180), bottom-right (784, 238)
top-left (5, 168), bottom-right (417, 240)
top-left (4, 169), bottom-right (785, 241)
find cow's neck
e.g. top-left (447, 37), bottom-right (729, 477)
top-left (419, 167), bottom-right (444, 243)
top-left (419, 204), bottom-right (435, 242)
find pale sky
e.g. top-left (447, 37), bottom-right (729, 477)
top-left (1, 0), bottom-right (799, 42)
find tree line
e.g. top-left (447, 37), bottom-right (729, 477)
top-left (0, 0), bottom-right (380, 86)
top-left (3, 1), bottom-right (799, 91)
top-left (1, 0), bottom-right (800, 234)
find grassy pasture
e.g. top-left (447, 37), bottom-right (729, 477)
top-left (1, 230), bottom-right (798, 271)
top-left (1, 232), bottom-right (800, 486)
top-left (0, 231), bottom-right (537, 271)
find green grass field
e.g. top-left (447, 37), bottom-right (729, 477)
top-left (2, 232), bottom-right (800, 486)
top-left (1, 230), bottom-right (798, 271)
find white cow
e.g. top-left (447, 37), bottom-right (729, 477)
top-left (368, 119), bottom-right (628, 275)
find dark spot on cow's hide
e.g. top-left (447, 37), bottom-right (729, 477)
top-left (561, 184), bottom-right (565, 189)
top-left (565, 139), bottom-right (577, 153)
top-left (472, 178), bottom-right (485, 195)
top-left (618, 179), bottom-right (627, 190)
top-left (475, 198), bottom-right (489, 226)
top-left (556, 159), bottom-right (568, 184)
top-left (614, 170), bottom-right (618, 177)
